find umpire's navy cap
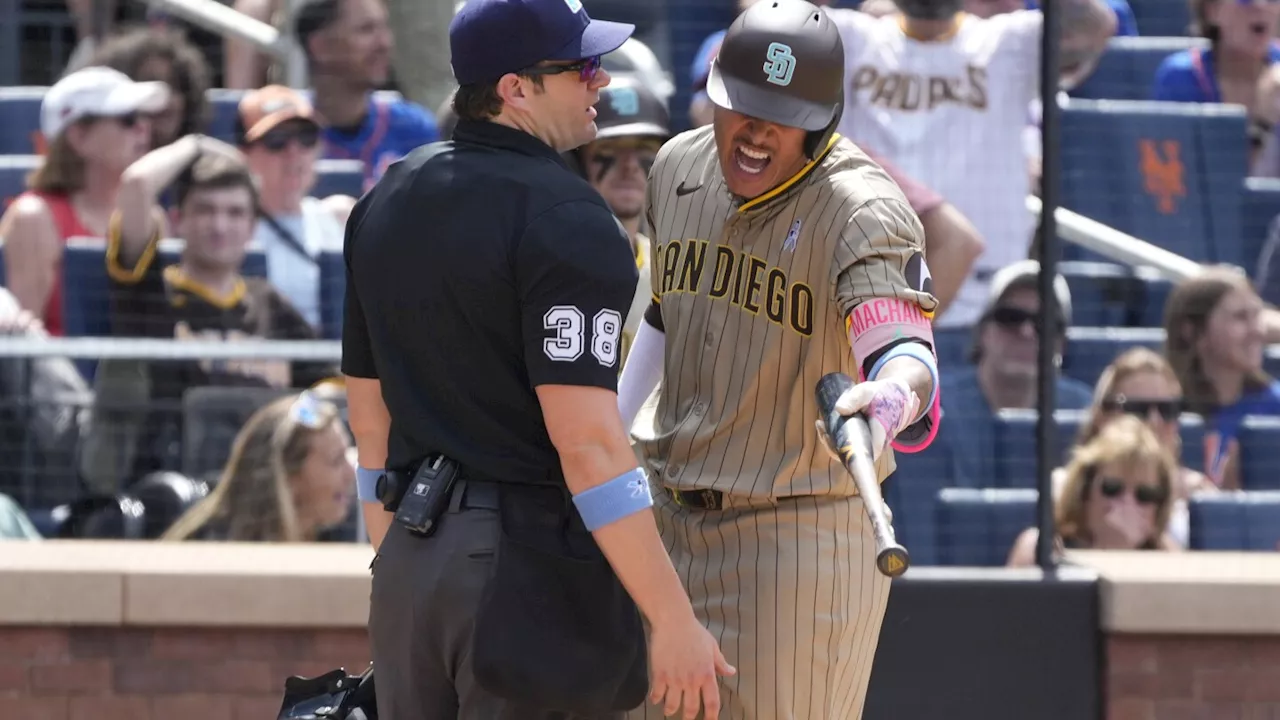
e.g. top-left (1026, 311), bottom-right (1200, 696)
top-left (450, 0), bottom-right (635, 85)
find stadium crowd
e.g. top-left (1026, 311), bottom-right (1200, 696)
top-left (0, 0), bottom-right (1276, 565)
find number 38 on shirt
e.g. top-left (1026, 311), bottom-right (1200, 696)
top-left (543, 305), bottom-right (623, 368)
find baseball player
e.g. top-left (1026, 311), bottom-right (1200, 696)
top-left (827, 0), bottom-right (1115, 327)
top-left (617, 2), bottom-right (941, 718)
top-left (569, 76), bottom-right (672, 368)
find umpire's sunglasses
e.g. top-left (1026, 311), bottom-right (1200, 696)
top-left (1100, 395), bottom-right (1183, 422)
top-left (522, 56), bottom-right (603, 84)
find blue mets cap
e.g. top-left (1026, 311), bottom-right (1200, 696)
top-left (450, 0), bottom-right (635, 85)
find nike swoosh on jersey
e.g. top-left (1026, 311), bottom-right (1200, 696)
top-left (676, 181), bottom-right (702, 196)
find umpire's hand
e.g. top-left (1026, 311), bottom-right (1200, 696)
top-left (648, 611), bottom-right (736, 719)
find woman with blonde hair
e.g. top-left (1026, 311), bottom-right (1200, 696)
top-left (162, 390), bottom-right (355, 543)
top-left (1008, 414), bottom-right (1181, 566)
top-left (1056, 347), bottom-right (1216, 546)
top-left (1163, 266), bottom-right (1280, 489)
top-left (0, 66), bottom-right (166, 335)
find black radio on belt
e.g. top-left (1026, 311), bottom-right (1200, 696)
top-left (376, 471), bottom-right (407, 511)
top-left (393, 455), bottom-right (460, 536)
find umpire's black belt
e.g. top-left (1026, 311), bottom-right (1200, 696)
top-left (666, 488), bottom-right (726, 510)
top-left (665, 487), bottom-right (823, 510)
top-left (381, 465), bottom-right (501, 512)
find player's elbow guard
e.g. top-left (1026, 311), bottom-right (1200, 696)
top-left (867, 341), bottom-right (941, 453)
top-left (617, 304), bottom-right (666, 429)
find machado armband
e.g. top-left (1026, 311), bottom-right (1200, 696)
top-left (572, 468), bottom-right (654, 531)
top-left (846, 297), bottom-right (935, 373)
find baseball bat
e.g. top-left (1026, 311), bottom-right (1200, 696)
top-left (815, 372), bottom-right (910, 578)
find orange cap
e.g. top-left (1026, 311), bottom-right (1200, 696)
top-left (238, 85), bottom-right (318, 143)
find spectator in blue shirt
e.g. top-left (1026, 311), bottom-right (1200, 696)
top-left (295, 0), bottom-right (439, 192)
top-left (1152, 0), bottom-right (1280, 145)
top-left (1164, 265), bottom-right (1280, 489)
top-left (1021, 0), bottom-right (1137, 35)
top-left (933, 260), bottom-right (1095, 487)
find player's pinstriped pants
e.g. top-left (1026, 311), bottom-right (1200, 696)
top-left (626, 490), bottom-right (891, 720)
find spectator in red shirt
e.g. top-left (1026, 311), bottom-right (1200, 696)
top-left (0, 66), bottom-right (167, 335)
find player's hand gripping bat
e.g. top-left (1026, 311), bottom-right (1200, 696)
top-left (815, 372), bottom-right (910, 578)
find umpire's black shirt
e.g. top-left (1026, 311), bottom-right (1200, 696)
top-left (341, 119), bottom-right (638, 485)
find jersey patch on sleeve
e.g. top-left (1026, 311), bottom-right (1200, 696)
top-left (904, 251), bottom-right (933, 297)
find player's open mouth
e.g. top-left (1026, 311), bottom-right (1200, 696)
top-left (734, 145), bottom-right (771, 175)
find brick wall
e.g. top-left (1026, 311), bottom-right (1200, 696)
top-left (0, 626), bottom-right (371, 720)
top-left (1107, 635), bottom-right (1280, 720)
top-left (7, 625), bottom-right (1280, 719)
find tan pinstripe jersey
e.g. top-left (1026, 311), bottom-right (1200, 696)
top-left (620, 233), bottom-right (652, 368)
top-left (636, 125), bottom-right (938, 500)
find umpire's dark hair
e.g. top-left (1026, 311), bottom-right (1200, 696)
top-left (294, 0), bottom-right (343, 61)
top-left (451, 75), bottom-right (545, 123)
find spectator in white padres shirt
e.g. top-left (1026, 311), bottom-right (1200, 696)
top-left (827, 0), bottom-right (1115, 329)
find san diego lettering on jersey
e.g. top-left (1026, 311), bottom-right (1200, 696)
top-left (655, 238), bottom-right (815, 337)
top-left (850, 63), bottom-right (988, 111)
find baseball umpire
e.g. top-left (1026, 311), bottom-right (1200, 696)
top-left (568, 75), bottom-right (672, 367)
top-left (341, 0), bottom-right (732, 718)
top-left (617, 1), bottom-right (942, 718)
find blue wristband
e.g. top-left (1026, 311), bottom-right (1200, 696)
top-left (867, 341), bottom-right (939, 422)
top-left (572, 468), bottom-right (654, 531)
top-left (356, 466), bottom-right (383, 502)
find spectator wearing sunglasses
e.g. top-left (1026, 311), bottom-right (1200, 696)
top-left (932, 261), bottom-right (1094, 487)
top-left (1057, 347), bottom-right (1216, 548)
top-left (294, 0), bottom-right (439, 192)
top-left (162, 391), bottom-right (356, 542)
top-left (236, 86), bottom-right (354, 330)
top-left (1008, 414), bottom-right (1181, 566)
top-left (1165, 266), bottom-right (1280, 489)
top-left (0, 66), bottom-right (166, 335)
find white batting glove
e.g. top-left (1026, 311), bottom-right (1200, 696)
top-left (814, 378), bottom-right (919, 465)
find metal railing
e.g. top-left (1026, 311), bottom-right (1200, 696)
top-left (136, 0), bottom-right (308, 88)
top-left (1026, 196), bottom-right (1206, 283)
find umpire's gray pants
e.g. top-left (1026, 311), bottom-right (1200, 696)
top-left (369, 479), bottom-right (626, 720)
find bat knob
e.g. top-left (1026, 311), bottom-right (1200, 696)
top-left (876, 546), bottom-right (910, 578)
